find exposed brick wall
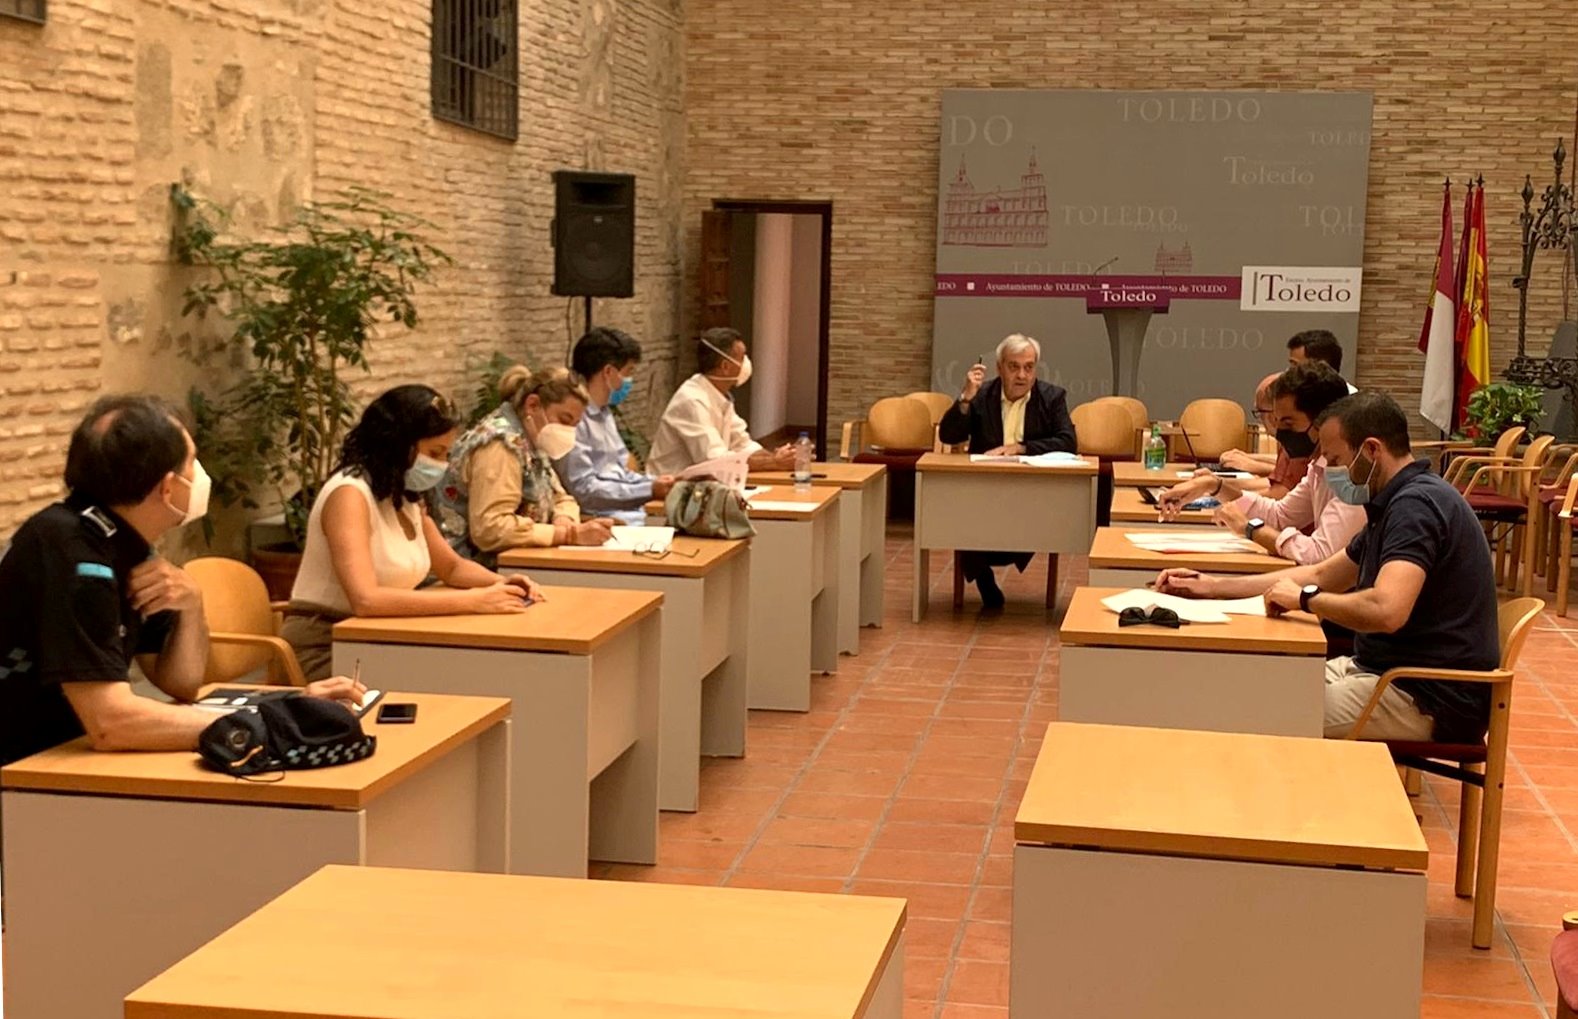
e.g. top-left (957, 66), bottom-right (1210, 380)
top-left (682, 2), bottom-right (1578, 433)
top-left (0, 0), bottom-right (683, 535)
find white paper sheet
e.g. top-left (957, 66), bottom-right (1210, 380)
top-left (968, 451), bottom-right (1084, 467)
top-left (1099, 588), bottom-right (1270, 623)
top-left (747, 499), bottom-right (817, 513)
top-left (679, 453), bottom-right (750, 489)
top-left (1123, 532), bottom-right (1261, 554)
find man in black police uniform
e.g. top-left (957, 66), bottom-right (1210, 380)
top-left (0, 394), bottom-right (363, 768)
top-left (937, 333), bottom-right (1078, 609)
top-left (1155, 391), bottom-right (1499, 740)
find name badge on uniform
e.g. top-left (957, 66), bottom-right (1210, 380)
top-left (76, 562), bottom-right (115, 580)
top-left (80, 506), bottom-right (118, 537)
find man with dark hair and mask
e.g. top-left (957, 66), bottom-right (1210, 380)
top-left (0, 394), bottom-right (363, 766)
top-left (1158, 361), bottom-right (1364, 564)
top-left (1155, 390), bottom-right (1499, 742)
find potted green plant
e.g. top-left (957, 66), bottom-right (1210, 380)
top-left (172, 185), bottom-right (450, 597)
top-left (1459, 381), bottom-right (1546, 441)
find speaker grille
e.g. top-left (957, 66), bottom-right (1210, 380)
top-left (553, 172), bottom-right (635, 298)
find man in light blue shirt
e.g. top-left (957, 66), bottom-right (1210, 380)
top-left (559, 327), bottom-right (675, 525)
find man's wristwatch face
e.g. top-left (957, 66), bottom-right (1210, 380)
top-left (1300, 584), bottom-right (1320, 613)
top-left (1245, 517), bottom-right (1265, 539)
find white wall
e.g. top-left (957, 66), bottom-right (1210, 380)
top-left (749, 213), bottom-right (794, 436)
top-left (786, 214), bottom-right (822, 430)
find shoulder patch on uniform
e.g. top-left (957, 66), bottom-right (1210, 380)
top-left (75, 562), bottom-right (115, 580)
top-left (79, 506), bottom-right (118, 538)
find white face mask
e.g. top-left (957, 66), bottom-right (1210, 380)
top-left (529, 408), bottom-right (578, 461)
top-left (169, 459), bottom-right (212, 525)
top-left (702, 340), bottom-right (753, 388)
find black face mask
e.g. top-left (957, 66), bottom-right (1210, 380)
top-left (1275, 428), bottom-right (1317, 459)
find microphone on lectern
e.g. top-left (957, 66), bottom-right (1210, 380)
top-left (1092, 256), bottom-right (1119, 276)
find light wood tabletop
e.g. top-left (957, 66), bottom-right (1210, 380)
top-left (1059, 586), bottom-right (1326, 656)
top-left (746, 484), bottom-right (842, 519)
top-left (125, 865), bottom-right (909, 1019)
top-left (1, 692), bottom-right (509, 811)
top-left (916, 451), bottom-right (1099, 477)
top-left (334, 586), bottom-right (663, 654)
top-left (1090, 526), bottom-right (1288, 575)
top-left (1015, 722), bottom-right (1429, 872)
top-left (498, 535), bottom-right (747, 579)
top-left (1108, 486), bottom-right (1215, 524)
top-left (750, 462), bottom-right (887, 490)
top-left (1110, 461), bottom-right (1207, 487)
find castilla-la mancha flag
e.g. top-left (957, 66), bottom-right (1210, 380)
top-left (1418, 183), bottom-right (1456, 433)
top-left (1455, 184), bottom-right (1492, 429)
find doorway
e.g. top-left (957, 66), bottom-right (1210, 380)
top-left (700, 200), bottom-right (833, 459)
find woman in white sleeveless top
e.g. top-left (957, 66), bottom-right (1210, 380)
top-left (283, 385), bottom-right (543, 680)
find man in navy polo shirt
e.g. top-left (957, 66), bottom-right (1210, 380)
top-left (0, 394), bottom-right (364, 767)
top-left (1157, 391), bottom-right (1499, 741)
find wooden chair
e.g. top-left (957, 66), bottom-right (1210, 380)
top-left (184, 556), bottom-right (307, 687)
top-left (1557, 474), bottom-right (1578, 617)
top-left (1535, 446), bottom-right (1578, 592)
top-left (1347, 596), bottom-right (1544, 949)
top-left (842, 395), bottom-right (936, 518)
top-left (1096, 396), bottom-right (1149, 457)
top-left (1447, 434), bottom-right (1554, 594)
top-left (1554, 910), bottom-right (1578, 1018)
top-left (1177, 398), bottom-right (1248, 463)
top-left (1439, 425), bottom-right (1526, 478)
top-left (1072, 401), bottom-right (1138, 460)
top-left (905, 391), bottom-right (955, 426)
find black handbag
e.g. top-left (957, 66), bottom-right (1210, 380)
top-left (198, 694), bottom-right (377, 777)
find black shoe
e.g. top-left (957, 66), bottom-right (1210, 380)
top-left (975, 569), bottom-right (1005, 610)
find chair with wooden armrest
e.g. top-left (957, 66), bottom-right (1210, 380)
top-left (1554, 910), bottom-right (1578, 1018)
top-left (1177, 398), bottom-right (1248, 463)
top-left (1346, 596), bottom-right (1544, 949)
top-left (1452, 435), bottom-right (1554, 593)
top-left (1441, 425), bottom-right (1527, 483)
top-left (842, 395), bottom-right (936, 518)
top-left (184, 555), bottom-right (308, 687)
top-left (1536, 447), bottom-right (1578, 591)
top-left (1558, 475), bottom-right (1578, 617)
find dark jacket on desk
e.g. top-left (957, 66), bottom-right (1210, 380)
top-left (937, 377), bottom-right (1078, 455)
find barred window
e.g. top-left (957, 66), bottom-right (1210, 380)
top-left (431, 0), bottom-right (519, 141)
top-left (1, 0), bottom-right (46, 23)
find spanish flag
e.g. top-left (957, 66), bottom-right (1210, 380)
top-left (1454, 182), bottom-right (1491, 430)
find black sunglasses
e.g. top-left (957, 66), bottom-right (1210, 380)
top-left (1117, 606), bottom-right (1188, 629)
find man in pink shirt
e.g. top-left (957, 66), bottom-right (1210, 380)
top-left (1159, 362), bottom-right (1364, 564)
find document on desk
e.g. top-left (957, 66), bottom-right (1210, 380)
top-left (679, 453), bottom-right (750, 489)
top-left (1123, 532), bottom-right (1261, 554)
top-left (1100, 589), bottom-right (1269, 623)
top-left (968, 452), bottom-right (1084, 467)
top-left (603, 526), bottom-right (674, 552)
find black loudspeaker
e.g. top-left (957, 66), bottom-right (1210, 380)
top-left (551, 171), bottom-right (635, 298)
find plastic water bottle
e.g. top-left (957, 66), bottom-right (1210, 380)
top-left (1143, 424), bottom-right (1166, 471)
top-left (793, 432), bottom-right (814, 491)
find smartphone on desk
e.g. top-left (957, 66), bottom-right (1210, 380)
top-left (376, 702), bottom-right (418, 724)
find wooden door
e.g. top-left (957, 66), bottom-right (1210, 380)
top-left (700, 210), bottom-right (733, 331)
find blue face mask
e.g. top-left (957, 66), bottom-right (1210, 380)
top-left (607, 375), bottom-right (634, 407)
top-left (404, 453), bottom-right (448, 492)
top-left (1325, 450), bottom-right (1376, 506)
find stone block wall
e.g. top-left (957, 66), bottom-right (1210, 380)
top-left (682, 1), bottom-right (1578, 432)
top-left (0, 0), bottom-right (684, 535)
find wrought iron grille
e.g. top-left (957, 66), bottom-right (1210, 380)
top-left (1, 0), bottom-right (46, 24)
top-left (431, 0), bottom-right (519, 141)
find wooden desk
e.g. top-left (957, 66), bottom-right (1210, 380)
top-left (742, 485), bottom-right (843, 710)
top-left (127, 865), bottom-right (908, 1019)
top-left (912, 453), bottom-right (1097, 620)
top-left (1087, 525), bottom-right (1287, 588)
top-left (2, 692), bottom-right (509, 1019)
top-left (1058, 586), bottom-right (1329, 737)
top-left (750, 462), bottom-right (888, 653)
top-left (499, 537), bottom-right (749, 813)
top-left (1011, 723), bottom-right (1426, 1019)
top-left (1110, 461), bottom-right (1198, 488)
top-left (1108, 485), bottom-right (1215, 524)
top-left (333, 587), bottom-right (662, 878)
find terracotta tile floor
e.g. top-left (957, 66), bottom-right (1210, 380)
top-left (595, 528), bottom-right (1578, 1019)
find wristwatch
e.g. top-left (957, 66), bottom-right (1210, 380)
top-left (1244, 517), bottom-right (1265, 541)
top-left (1299, 584), bottom-right (1320, 613)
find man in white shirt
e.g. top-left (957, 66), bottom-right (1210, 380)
top-left (1159, 361), bottom-right (1364, 564)
top-left (647, 327), bottom-right (795, 476)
